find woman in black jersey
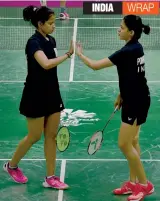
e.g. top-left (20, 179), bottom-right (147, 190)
top-left (3, 5), bottom-right (73, 189)
top-left (76, 15), bottom-right (154, 201)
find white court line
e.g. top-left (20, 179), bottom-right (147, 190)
top-left (69, 18), bottom-right (78, 82)
top-left (0, 26), bottom-right (159, 29)
top-left (68, 80), bottom-right (160, 83)
top-left (0, 80), bottom-right (160, 83)
top-left (58, 159), bottom-right (67, 201)
top-left (78, 27), bottom-right (160, 29)
top-left (0, 17), bottom-right (160, 20)
top-left (0, 158), bottom-right (160, 162)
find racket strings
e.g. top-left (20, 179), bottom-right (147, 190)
top-left (56, 127), bottom-right (70, 152)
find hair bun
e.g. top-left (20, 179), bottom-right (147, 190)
top-left (23, 5), bottom-right (37, 21)
top-left (142, 24), bottom-right (150, 35)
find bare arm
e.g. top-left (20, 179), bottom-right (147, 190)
top-left (78, 53), bottom-right (113, 70)
top-left (34, 50), bottom-right (71, 70)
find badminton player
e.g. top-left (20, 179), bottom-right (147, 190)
top-left (3, 5), bottom-right (73, 189)
top-left (59, 0), bottom-right (69, 20)
top-left (76, 15), bottom-right (154, 201)
top-left (40, 0), bottom-right (69, 20)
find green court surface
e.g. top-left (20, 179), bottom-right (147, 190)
top-left (0, 8), bottom-right (160, 201)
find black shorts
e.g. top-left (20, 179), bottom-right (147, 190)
top-left (121, 96), bottom-right (151, 126)
top-left (19, 85), bottom-right (65, 118)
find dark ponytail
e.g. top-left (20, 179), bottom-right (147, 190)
top-left (23, 5), bottom-right (54, 28)
top-left (142, 24), bottom-right (150, 35)
top-left (23, 5), bottom-right (37, 22)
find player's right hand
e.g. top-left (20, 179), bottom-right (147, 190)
top-left (69, 40), bottom-right (74, 55)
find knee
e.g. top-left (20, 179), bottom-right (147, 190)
top-left (44, 131), bottom-right (56, 141)
top-left (118, 141), bottom-right (126, 151)
top-left (132, 136), bottom-right (139, 147)
top-left (118, 140), bottom-right (130, 153)
top-left (27, 133), bottom-right (42, 144)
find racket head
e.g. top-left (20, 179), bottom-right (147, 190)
top-left (87, 130), bottom-right (103, 155)
top-left (56, 126), bottom-right (70, 152)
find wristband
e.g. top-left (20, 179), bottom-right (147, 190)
top-left (65, 52), bottom-right (72, 58)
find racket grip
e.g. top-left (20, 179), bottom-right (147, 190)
top-left (114, 105), bottom-right (119, 112)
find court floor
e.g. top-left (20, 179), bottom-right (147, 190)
top-left (0, 16), bottom-right (160, 201)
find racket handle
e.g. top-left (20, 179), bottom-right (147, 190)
top-left (114, 105), bottom-right (119, 112)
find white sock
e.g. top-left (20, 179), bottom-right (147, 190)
top-left (47, 175), bottom-right (54, 179)
top-left (140, 183), bottom-right (148, 187)
top-left (130, 181), bottom-right (136, 185)
top-left (9, 164), bottom-right (18, 169)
